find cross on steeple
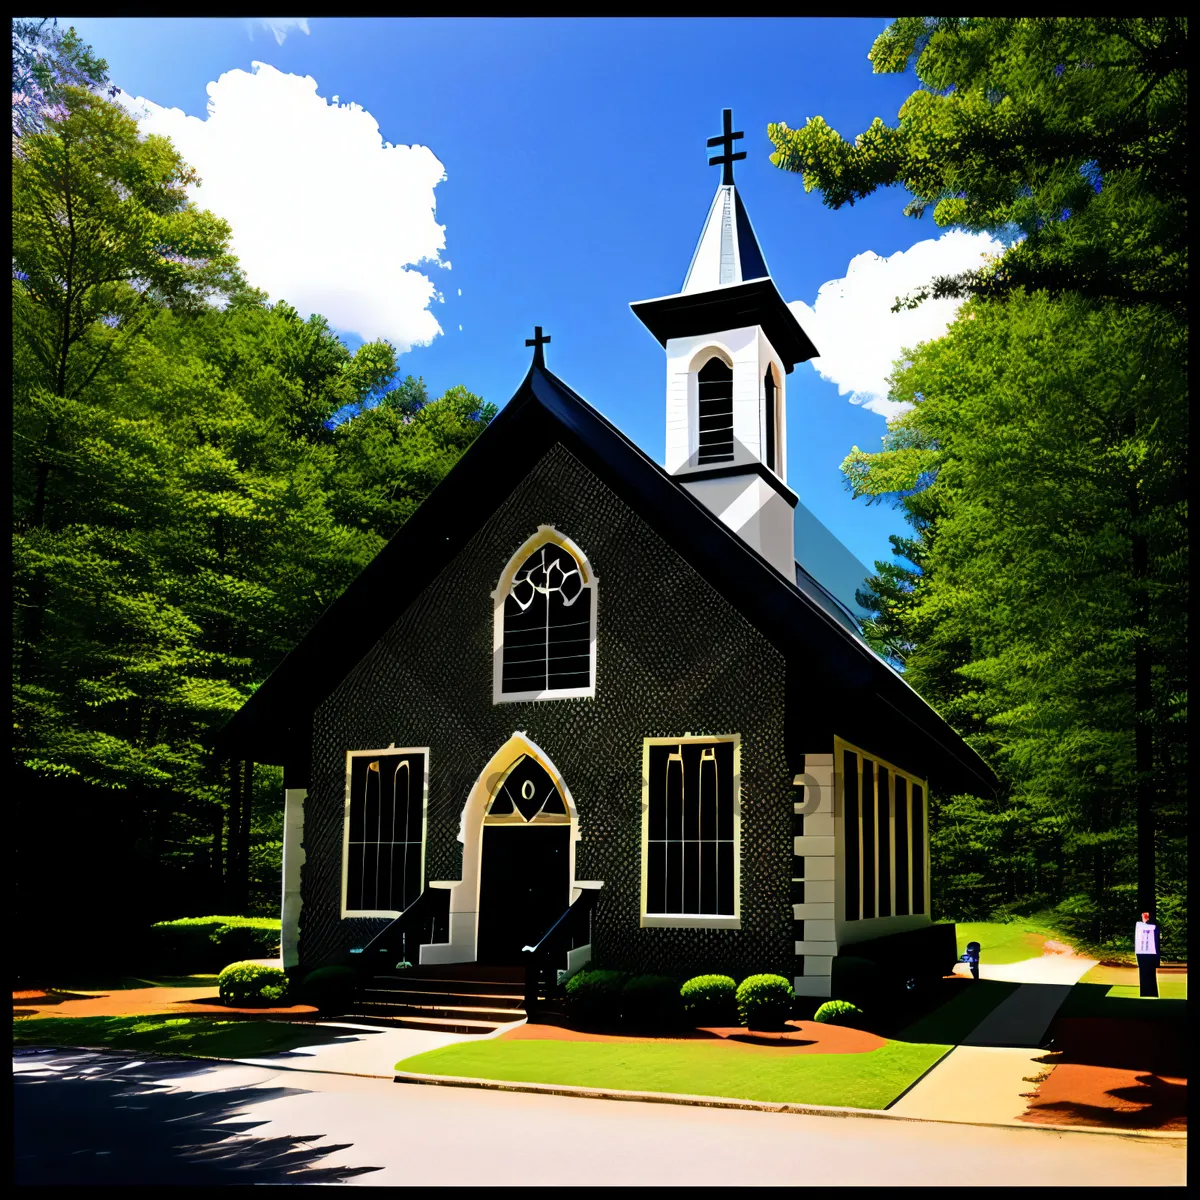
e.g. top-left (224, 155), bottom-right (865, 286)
top-left (707, 108), bottom-right (746, 186)
top-left (525, 325), bottom-right (551, 368)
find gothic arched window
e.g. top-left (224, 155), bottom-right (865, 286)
top-left (763, 366), bottom-right (778, 472)
top-left (697, 356), bottom-right (734, 464)
top-left (493, 528), bottom-right (597, 702)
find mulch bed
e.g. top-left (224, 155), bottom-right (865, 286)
top-left (501, 1020), bottom-right (886, 1055)
top-left (13, 986), bottom-right (316, 1020)
top-left (1020, 1017), bottom-right (1188, 1132)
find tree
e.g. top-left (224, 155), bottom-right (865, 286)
top-left (770, 17), bottom-right (1188, 952)
top-left (768, 18), bottom-right (1187, 309)
top-left (12, 17), bottom-right (117, 146)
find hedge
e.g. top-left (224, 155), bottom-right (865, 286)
top-left (814, 999), bottom-right (864, 1026)
top-left (621, 974), bottom-right (684, 1031)
top-left (679, 974), bottom-right (738, 1026)
top-left (149, 916), bottom-right (282, 973)
top-left (736, 974), bottom-right (794, 1028)
top-left (302, 965), bottom-right (358, 1014)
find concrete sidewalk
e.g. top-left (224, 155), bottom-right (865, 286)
top-left (233, 1019), bottom-right (524, 1079)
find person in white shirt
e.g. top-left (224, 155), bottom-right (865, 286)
top-left (1134, 911), bottom-right (1160, 998)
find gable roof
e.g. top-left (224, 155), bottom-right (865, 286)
top-left (216, 362), bottom-right (996, 797)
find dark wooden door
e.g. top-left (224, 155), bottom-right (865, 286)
top-left (476, 826), bottom-right (570, 965)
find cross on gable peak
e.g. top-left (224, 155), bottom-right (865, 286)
top-left (707, 107), bottom-right (746, 186)
top-left (525, 325), bottom-right (551, 368)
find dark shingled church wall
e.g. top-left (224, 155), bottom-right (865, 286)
top-left (302, 443), bottom-right (793, 979)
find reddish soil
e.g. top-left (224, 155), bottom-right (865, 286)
top-left (502, 1020), bottom-right (886, 1055)
top-left (1020, 1017), bottom-right (1188, 1132)
top-left (13, 986), bottom-right (316, 1020)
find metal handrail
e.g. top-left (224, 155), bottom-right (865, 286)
top-left (521, 886), bottom-right (600, 1011)
top-left (348, 886), bottom-right (449, 975)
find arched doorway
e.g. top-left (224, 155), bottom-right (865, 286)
top-left (476, 753), bottom-right (570, 964)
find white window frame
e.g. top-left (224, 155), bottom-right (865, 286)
top-left (640, 733), bottom-right (742, 929)
top-left (834, 736), bottom-right (929, 921)
top-left (341, 744), bottom-right (430, 919)
top-left (492, 525), bottom-right (598, 704)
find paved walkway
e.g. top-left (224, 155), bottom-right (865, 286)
top-left (894, 952), bottom-right (1099, 1125)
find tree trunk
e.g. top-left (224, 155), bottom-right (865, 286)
top-left (240, 759), bottom-right (254, 914)
top-left (1131, 509), bottom-right (1155, 922)
top-left (226, 758), bottom-right (242, 912)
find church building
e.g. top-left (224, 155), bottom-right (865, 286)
top-left (218, 111), bottom-right (994, 1015)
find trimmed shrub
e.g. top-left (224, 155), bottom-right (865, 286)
top-left (830, 955), bottom-right (882, 1004)
top-left (621, 975), bottom-right (684, 1031)
top-left (218, 961), bottom-right (290, 1007)
top-left (150, 917), bottom-right (282, 973)
top-left (565, 969), bottom-right (629, 1028)
top-left (814, 999), bottom-right (864, 1026)
top-left (680, 974), bottom-right (738, 1026)
top-left (302, 965), bottom-right (358, 1014)
top-left (736, 974), bottom-right (794, 1029)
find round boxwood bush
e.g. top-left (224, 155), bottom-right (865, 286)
top-left (621, 974), bottom-right (684, 1031)
top-left (735, 973), bottom-right (794, 1029)
top-left (218, 961), bottom-right (290, 1007)
top-left (564, 969), bottom-right (629, 1028)
top-left (814, 999), bottom-right (864, 1026)
top-left (302, 965), bottom-right (358, 1014)
top-left (680, 974), bottom-right (738, 1026)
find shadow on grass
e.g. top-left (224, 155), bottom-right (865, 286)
top-left (1056, 984), bottom-right (1188, 1023)
top-left (13, 1048), bottom-right (381, 1185)
top-left (896, 979), bottom-right (1020, 1045)
top-left (12, 1015), bottom-right (381, 1061)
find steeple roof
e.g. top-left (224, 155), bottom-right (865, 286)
top-left (682, 183), bottom-right (770, 293)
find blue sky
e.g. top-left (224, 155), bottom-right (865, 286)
top-left (67, 17), bottom-right (997, 575)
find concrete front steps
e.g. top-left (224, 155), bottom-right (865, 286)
top-left (351, 963), bottom-right (527, 1035)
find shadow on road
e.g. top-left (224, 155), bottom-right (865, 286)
top-left (14, 1048), bottom-right (382, 1185)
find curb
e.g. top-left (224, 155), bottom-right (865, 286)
top-left (391, 1070), bottom-right (1187, 1142)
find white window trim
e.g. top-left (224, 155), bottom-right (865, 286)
top-left (492, 525), bottom-right (598, 704)
top-left (640, 733), bottom-right (742, 929)
top-left (341, 744), bottom-right (430, 919)
top-left (834, 736), bottom-right (929, 922)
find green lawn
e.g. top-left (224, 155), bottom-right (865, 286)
top-left (12, 1014), bottom-right (363, 1059)
top-left (897, 979), bottom-right (1020, 1045)
top-left (1056, 982), bottom-right (1188, 1021)
top-left (394, 1037), bottom-right (948, 1110)
top-left (954, 919), bottom-right (1068, 965)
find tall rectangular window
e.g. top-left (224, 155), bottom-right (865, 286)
top-left (911, 783), bottom-right (926, 915)
top-left (877, 766), bottom-right (891, 918)
top-left (643, 736), bottom-right (739, 924)
top-left (838, 740), bottom-right (927, 924)
top-left (894, 776), bottom-right (910, 916)
top-left (343, 748), bottom-right (426, 915)
top-left (861, 758), bottom-right (876, 919)
top-left (697, 358), bottom-right (734, 463)
top-left (842, 749), bottom-right (860, 921)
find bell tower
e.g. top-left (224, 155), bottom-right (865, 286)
top-left (631, 109), bottom-right (819, 579)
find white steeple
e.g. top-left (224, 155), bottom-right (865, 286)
top-left (630, 109), bottom-right (819, 581)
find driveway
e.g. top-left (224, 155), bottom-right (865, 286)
top-left (14, 1049), bottom-right (1186, 1186)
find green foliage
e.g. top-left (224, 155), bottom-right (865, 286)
top-left (301, 965), bottom-right (358, 1014)
top-left (217, 960), bottom-right (289, 1007)
top-left (735, 974), bottom-right (794, 1029)
top-left (10, 48), bottom-right (494, 961)
top-left (769, 18), bottom-right (1187, 308)
top-left (814, 1000), bottom-right (865, 1026)
top-left (621, 975), bottom-right (684, 1031)
top-left (12, 17), bottom-right (114, 142)
top-left (150, 917), bottom-right (281, 973)
top-left (679, 974), bottom-right (738, 1026)
top-left (564, 969), bottom-right (630, 1027)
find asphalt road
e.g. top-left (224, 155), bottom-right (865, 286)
top-left (13, 1049), bottom-right (1187, 1187)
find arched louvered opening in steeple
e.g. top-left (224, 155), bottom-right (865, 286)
top-left (697, 356), bottom-right (734, 464)
top-left (764, 366), bottom-right (778, 473)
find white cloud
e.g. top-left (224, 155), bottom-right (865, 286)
top-left (249, 18), bottom-right (310, 45)
top-left (123, 62), bottom-right (447, 352)
top-left (789, 229), bottom-right (1003, 420)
